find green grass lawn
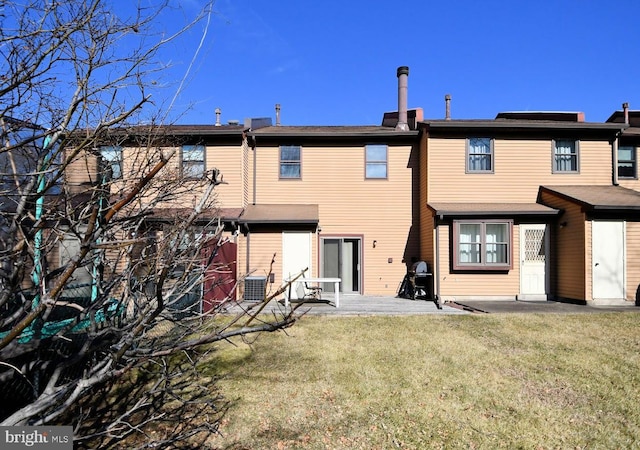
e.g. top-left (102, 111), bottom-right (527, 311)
top-left (207, 313), bottom-right (640, 449)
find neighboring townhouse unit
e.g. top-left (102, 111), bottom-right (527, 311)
top-left (242, 122), bottom-right (419, 298)
top-left (418, 110), bottom-right (640, 305)
top-left (50, 67), bottom-right (640, 308)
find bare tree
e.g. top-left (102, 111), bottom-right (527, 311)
top-left (0, 1), bottom-right (302, 447)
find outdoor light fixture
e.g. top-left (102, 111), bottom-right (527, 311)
top-left (373, 240), bottom-right (377, 248)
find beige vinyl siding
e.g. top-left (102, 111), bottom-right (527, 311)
top-left (205, 144), bottom-right (244, 208)
top-left (427, 138), bottom-right (613, 202)
top-left (65, 148), bottom-right (98, 194)
top-left (248, 144), bottom-right (414, 296)
top-left (436, 223), bottom-right (521, 301)
top-left (617, 178), bottom-right (640, 192)
top-left (625, 221), bottom-right (640, 302)
top-left (239, 231), bottom-right (317, 298)
top-left (539, 191), bottom-right (587, 301)
top-left (242, 139), bottom-right (250, 206)
top-left (419, 134), bottom-right (432, 263)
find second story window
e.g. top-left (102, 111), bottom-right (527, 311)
top-left (182, 145), bottom-right (205, 178)
top-left (553, 139), bottom-right (579, 173)
top-left (466, 138), bottom-right (493, 173)
top-left (618, 145), bottom-right (637, 179)
top-left (365, 144), bottom-right (388, 179)
top-left (280, 145), bottom-right (301, 179)
top-left (100, 146), bottom-right (123, 180)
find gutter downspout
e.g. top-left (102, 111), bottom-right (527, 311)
top-left (612, 135), bottom-right (619, 186)
top-left (32, 132), bottom-right (58, 310)
top-left (613, 102), bottom-right (630, 186)
top-left (245, 130), bottom-right (257, 276)
top-left (434, 217), bottom-right (441, 303)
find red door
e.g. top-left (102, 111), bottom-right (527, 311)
top-left (201, 238), bottom-right (237, 313)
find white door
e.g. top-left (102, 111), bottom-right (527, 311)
top-left (592, 221), bottom-right (625, 300)
top-left (282, 232), bottom-right (312, 299)
top-left (519, 224), bottom-right (548, 300)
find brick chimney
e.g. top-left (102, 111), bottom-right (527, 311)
top-left (395, 66), bottom-right (409, 131)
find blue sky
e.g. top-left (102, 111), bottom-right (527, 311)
top-left (151, 0), bottom-right (640, 126)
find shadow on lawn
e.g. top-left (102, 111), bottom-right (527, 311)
top-left (65, 356), bottom-right (227, 449)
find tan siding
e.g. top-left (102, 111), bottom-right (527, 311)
top-left (428, 138), bottom-right (614, 203)
top-left (65, 148), bottom-right (98, 194)
top-left (436, 223), bottom-right (521, 301)
top-left (419, 134), bottom-right (432, 263)
top-left (539, 191), bottom-right (587, 301)
top-left (241, 231), bottom-right (317, 297)
top-left (206, 144), bottom-right (244, 208)
top-left (247, 144), bottom-right (414, 296)
top-left (242, 139), bottom-right (250, 206)
top-left (626, 222), bottom-right (640, 302)
top-left (617, 178), bottom-right (640, 192)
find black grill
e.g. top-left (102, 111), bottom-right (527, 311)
top-left (398, 261), bottom-right (440, 308)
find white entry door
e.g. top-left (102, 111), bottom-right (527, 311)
top-left (519, 224), bottom-right (548, 300)
top-left (592, 221), bottom-right (625, 300)
top-left (282, 232), bottom-right (312, 299)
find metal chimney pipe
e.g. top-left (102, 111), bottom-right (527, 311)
top-left (395, 66), bottom-right (409, 131)
top-left (215, 107), bottom-right (221, 126)
top-left (275, 103), bottom-right (281, 126)
top-left (623, 102), bottom-right (629, 125)
top-left (445, 94), bottom-right (451, 120)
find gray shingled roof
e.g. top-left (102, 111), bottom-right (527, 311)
top-left (240, 204), bottom-right (319, 224)
top-left (428, 202), bottom-right (560, 217)
top-left (539, 185), bottom-right (640, 210)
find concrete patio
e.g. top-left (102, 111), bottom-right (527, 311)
top-left (225, 294), bottom-right (640, 316)
top-left (227, 294), bottom-right (466, 316)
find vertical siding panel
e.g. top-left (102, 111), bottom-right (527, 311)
top-left (206, 144), bottom-right (244, 208)
top-left (66, 148), bottom-right (98, 194)
top-left (626, 222), bottom-right (640, 302)
top-left (539, 192), bottom-right (587, 301)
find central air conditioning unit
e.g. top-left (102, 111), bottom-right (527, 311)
top-left (244, 276), bottom-right (267, 302)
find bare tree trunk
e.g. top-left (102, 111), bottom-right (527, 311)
top-left (0, 1), bottom-right (302, 446)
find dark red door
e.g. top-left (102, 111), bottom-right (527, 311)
top-left (201, 238), bottom-right (237, 313)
